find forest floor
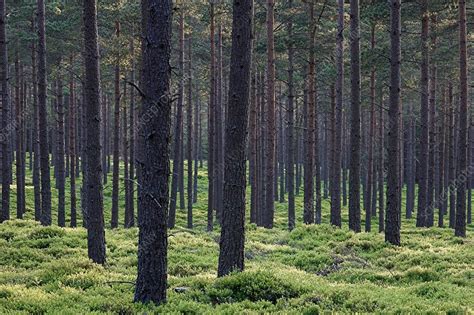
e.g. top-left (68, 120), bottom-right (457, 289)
top-left (0, 164), bottom-right (473, 314)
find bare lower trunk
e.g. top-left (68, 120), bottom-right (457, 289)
top-left (349, 0), bottom-right (361, 232)
top-left (455, 0), bottom-right (468, 237)
top-left (38, 0), bottom-right (52, 226)
top-left (83, 0), bottom-right (106, 264)
top-left (218, 0), bottom-right (252, 277)
top-left (385, 0), bottom-right (401, 245)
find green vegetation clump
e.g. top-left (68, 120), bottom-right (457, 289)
top-left (0, 166), bottom-right (473, 313)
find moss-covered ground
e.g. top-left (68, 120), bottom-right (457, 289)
top-left (0, 163), bottom-right (473, 313)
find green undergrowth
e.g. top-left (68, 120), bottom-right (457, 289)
top-left (0, 163), bottom-right (473, 313)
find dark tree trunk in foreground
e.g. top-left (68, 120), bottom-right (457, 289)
top-left (385, 0), bottom-right (401, 245)
top-left (416, 0), bottom-right (429, 228)
top-left (111, 20), bottom-right (120, 229)
top-left (83, 0), bottom-right (106, 265)
top-left (38, 0), bottom-right (52, 226)
top-left (168, 10), bottom-right (184, 229)
top-left (455, 0), bottom-right (468, 238)
top-left (218, 0), bottom-right (252, 277)
top-left (0, 0), bottom-right (9, 222)
top-left (57, 75), bottom-right (66, 227)
top-left (287, 0), bottom-right (295, 230)
top-left (134, 0), bottom-right (172, 304)
top-left (349, 0), bottom-right (361, 232)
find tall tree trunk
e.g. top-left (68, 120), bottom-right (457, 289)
top-left (207, 3), bottom-right (216, 232)
top-left (57, 75), bottom-right (66, 227)
top-left (111, 19), bottom-right (121, 229)
top-left (385, 0), bottom-right (401, 245)
top-left (134, 0), bottom-right (172, 304)
top-left (102, 93), bottom-right (108, 184)
top-left (438, 87), bottom-right (446, 227)
top-left (31, 19), bottom-right (41, 222)
top-left (416, 0), bottom-right (430, 228)
top-left (15, 50), bottom-right (25, 219)
top-left (264, 0), bottom-right (276, 228)
top-left (378, 89), bottom-right (385, 233)
top-left (448, 83), bottom-right (456, 228)
top-left (0, 0), bottom-right (10, 222)
top-left (38, 0), bottom-right (52, 226)
top-left (127, 37), bottom-right (135, 228)
top-left (123, 79), bottom-right (130, 228)
top-left (349, 0), bottom-right (361, 232)
top-left (83, 0), bottom-right (106, 264)
top-left (168, 10), bottom-right (184, 229)
top-left (455, 0), bottom-right (468, 237)
top-left (186, 37), bottom-right (193, 229)
top-left (69, 56), bottom-right (77, 228)
top-left (427, 14), bottom-right (437, 227)
top-left (406, 102), bottom-right (415, 218)
top-left (287, 0), bottom-right (295, 230)
top-left (367, 24), bottom-right (376, 223)
top-left (215, 25), bottom-right (224, 220)
top-left (304, 4), bottom-right (315, 225)
top-left (331, 0), bottom-right (343, 227)
top-left (217, 0), bottom-right (252, 277)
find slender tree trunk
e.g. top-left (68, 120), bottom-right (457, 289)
top-left (217, 0), bottom-right (252, 277)
top-left (378, 90), bottom-right (385, 233)
top-left (331, 0), bottom-right (344, 227)
top-left (193, 95), bottom-right (199, 204)
top-left (168, 10), bottom-right (185, 229)
top-left (57, 75), bottom-right (66, 227)
top-left (2, 0), bottom-right (10, 222)
top-left (249, 26), bottom-right (257, 224)
top-left (111, 19), bottom-right (121, 229)
top-left (264, 0), bottom-right (276, 228)
top-left (123, 79), bottom-right (130, 228)
top-left (31, 19), bottom-right (41, 222)
top-left (455, 0), bottom-right (468, 237)
top-left (438, 87), bottom-right (446, 227)
top-left (365, 25), bottom-right (376, 231)
top-left (416, 0), bottom-right (430, 228)
top-left (448, 83), bottom-right (456, 228)
top-left (427, 15), bottom-right (437, 227)
top-left (83, 0), bottom-right (106, 264)
top-left (69, 56), bottom-right (77, 228)
top-left (15, 50), bottom-right (25, 219)
top-left (207, 3), bottom-right (216, 232)
top-left (134, 0), bottom-right (172, 304)
top-left (349, 0), bottom-right (361, 232)
top-left (127, 38), bottom-right (135, 228)
top-left (287, 0), bottom-right (295, 230)
top-left (38, 0), bottom-right (51, 226)
top-left (102, 93), bottom-right (108, 184)
top-left (186, 37), bottom-right (193, 229)
top-left (215, 25), bottom-right (224, 220)
top-left (304, 4), bottom-right (315, 225)
top-left (385, 0), bottom-right (401, 245)
top-left (406, 102), bottom-right (415, 218)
